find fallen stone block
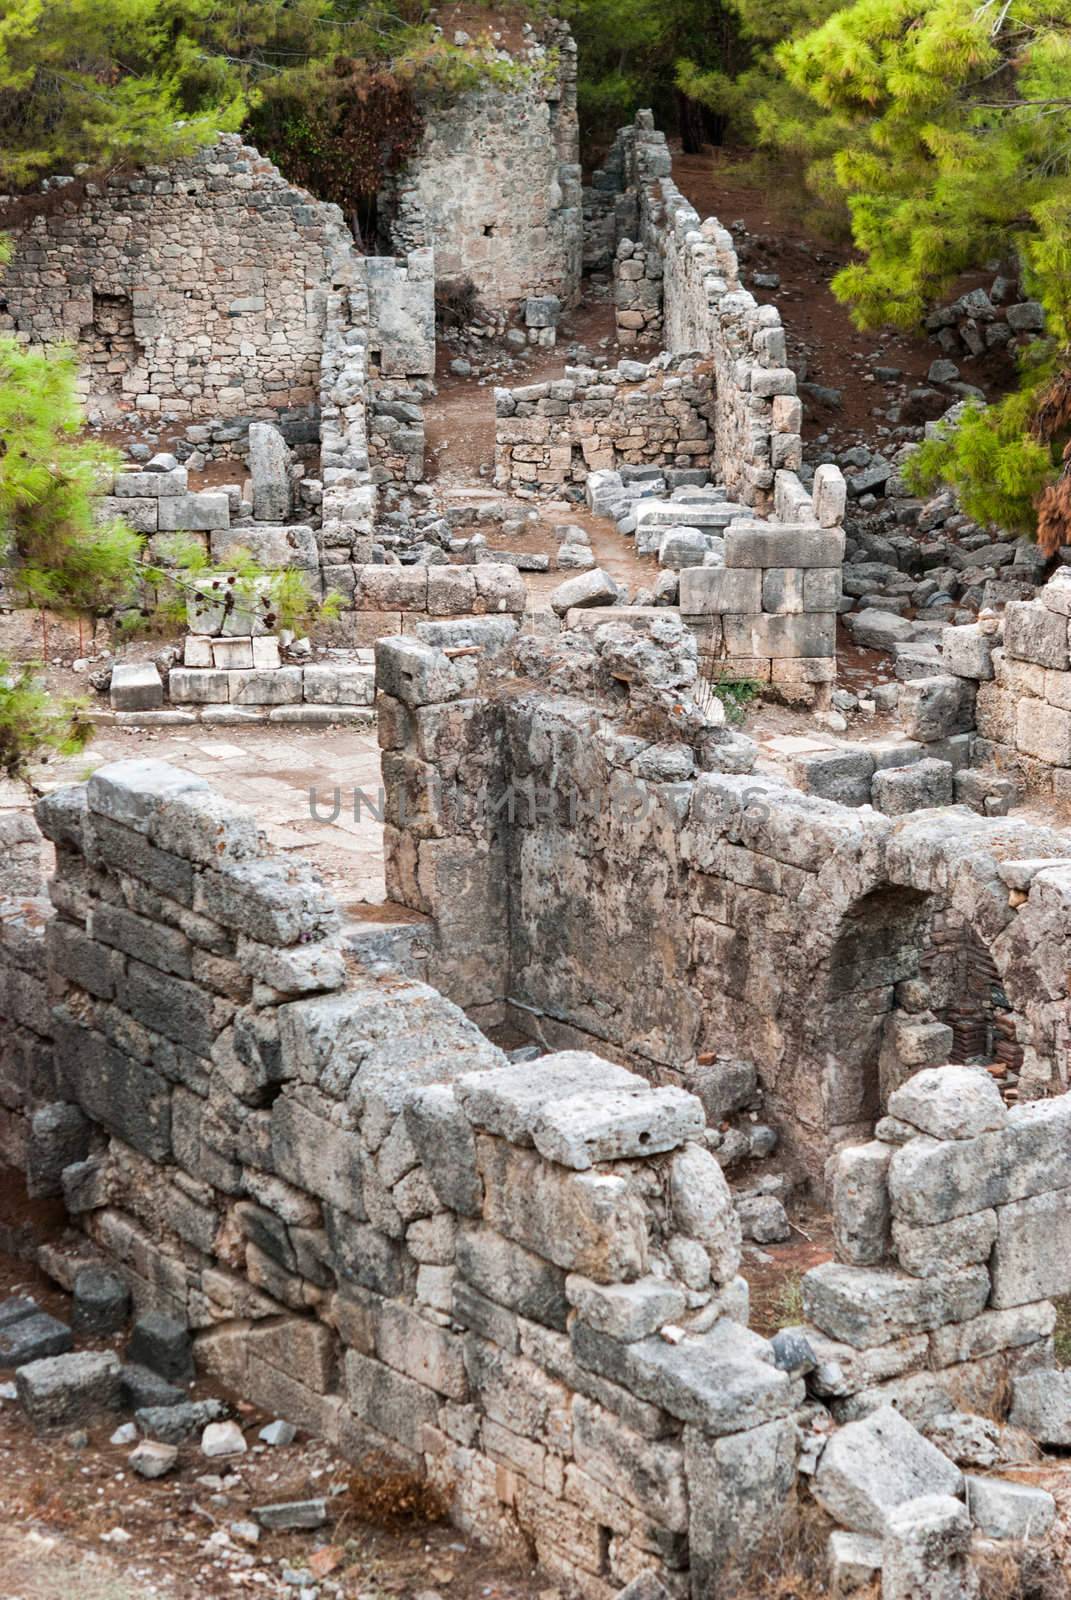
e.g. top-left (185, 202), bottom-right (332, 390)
top-left (72, 1266), bottom-right (131, 1337)
top-left (1008, 1369), bottom-right (1071, 1445)
top-left (550, 568), bottom-right (620, 616)
top-left (899, 675), bottom-right (975, 742)
top-left (119, 1362), bottom-right (186, 1410)
top-left (254, 1499), bottom-right (328, 1531)
top-left (0, 1311), bottom-right (73, 1368)
top-left (828, 1529), bottom-right (883, 1596)
top-left (109, 662), bottom-right (164, 712)
top-left (135, 1398), bottom-right (226, 1444)
top-left (202, 1418), bottom-right (248, 1457)
top-left (130, 1439), bottom-right (179, 1478)
top-left (844, 608), bottom-right (916, 649)
top-left (812, 1405), bottom-right (962, 1535)
top-left (127, 1311), bottom-right (195, 1382)
top-left (16, 1350), bottom-right (121, 1430)
top-left (881, 1493), bottom-right (976, 1600)
top-left (965, 1474), bottom-right (1055, 1540)
top-left (871, 757), bottom-right (953, 814)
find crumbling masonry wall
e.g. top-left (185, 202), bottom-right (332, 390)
top-left (378, 622), bottom-right (1071, 1177)
top-left (1, 137), bottom-right (351, 423)
top-left (380, 23), bottom-right (582, 314)
top-left (594, 113), bottom-right (803, 511)
top-left (1, 759), bottom-right (815, 1600)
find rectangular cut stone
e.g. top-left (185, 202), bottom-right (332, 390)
top-left (892, 1210), bottom-right (997, 1279)
top-left (679, 567), bottom-right (762, 616)
top-left (762, 567), bottom-right (804, 615)
top-left (530, 1085), bottom-right (704, 1170)
top-left (1004, 600), bottom-right (1069, 669)
top-left (801, 1261), bottom-right (990, 1349)
top-left (685, 1416), bottom-right (798, 1594)
top-left (457, 1227), bottom-right (569, 1330)
top-left (113, 467), bottom-right (187, 498)
top-left (888, 1099), bottom-right (1071, 1224)
top-left (990, 1187), bottom-right (1071, 1308)
top-left (565, 1275), bottom-right (686, 1343)
top-left (724, 524), bottom-right (844, 569)
top-left (157, 492), bottom-right (230, 531)
top-left (169, 668), bottom-right (231, 704)
top-left (928, 1301), bottom-right (1056, 1368)
top-left (1016, 699), bottom-right (1071, 764)
top-left (344, 1348), bottom-right (437, 1445)
top-left (812, 1405), bottom-right (962, 1537)
top-left (722, 611), bottom-right (836, 659)
top-left (572, 1396), bottom-right (688, 1530)
top-left (456, 1053), bottom-right (644, 1147)
top-left (230, 668), bottom-right (303, 707)
top-left (476, 1138), bottom-right (648, 1284)
top-left (832, 1142), bottom-right (891, 1266)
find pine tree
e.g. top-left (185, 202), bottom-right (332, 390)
top-left (776, 0), bottom-right (1071, 542)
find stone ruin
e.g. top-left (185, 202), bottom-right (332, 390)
top-left (4, 34), bottom-right (1071, 1600)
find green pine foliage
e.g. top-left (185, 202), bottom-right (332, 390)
top-left (774, 0), bottom-right (1071, 539)
top-left (0, 334), bottom-right (143, 615)
top-left (130, 534), bottom-right (341, 638)
top-left (0, 658), bottom-right (91, 780)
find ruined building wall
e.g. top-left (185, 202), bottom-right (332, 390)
top-left (380, 24), bottom-right (582, 314)
top-left (1, 137), bottom-right (351, 424)
top-left (377, 622), bottom-right (1071, 1177)
top-left (1, 757), bottom-right (817, 1599)
top-left (591, 113), bottom-right (804, 511)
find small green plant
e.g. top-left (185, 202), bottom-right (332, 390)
top-left (128, 535), bottom-right (340, 638)
top-left (711, 675), bottom-right (762, 725)
top-left (0, 658), bottom-right (91, 781)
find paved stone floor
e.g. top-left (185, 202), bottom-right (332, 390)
top-left (8, 724), bottom-right (388, 913)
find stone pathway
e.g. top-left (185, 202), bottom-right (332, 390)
top-left (15, 724), bottom-right (388, 912)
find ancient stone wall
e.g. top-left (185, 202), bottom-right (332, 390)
top-left (380, 23), bottom-right (582, 315)
top-left (1, 137), bottom-right (351, 424)
top-left (493, 356), bottom-right (715, 493)
top-left (0, 756), bottom-right (820, 1598)
top-left (591, 113), bottom-right (804, 511)
top-left (377, 619), bottom-right (1071, 1176)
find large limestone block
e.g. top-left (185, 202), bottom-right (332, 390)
top-left (455, 1053), bottom-right (644, 1148)
top-left (1009, 1369), bottom-right (1071, 1444)
top-left (832, 1141), bottom-right (891, 1266)
top-left (887, 1067), bottom-right (1007, 1141)
top-left (990, 1188), bottom-right (1071, 1308)
top-left (881, 1494), bottom-right (978, 1600)
top-left (248, 422), bottom-right (291, 522)
top-left (456, 1226), bottom-right (569, 1330)
top-left (965, 1475), bottom-right (1055, 1540)
top-left (404, 1085), bottom-right (483, 1216)
top-left (549, 568), bottom-right (620, 616)
top-left (685, 1414), bottom-right (799, 1594)
top-left (1004, 599), bottom-right (1068, 669)
top-left (531, 1084), bottom-right (704, 1170)
top-left (678, 566), bottom-right (761, 616)
top-left (892, 1210), bottom-right (997, 1280)
top-left (888, 1098), bottom-right (1071, 1225)
top-left (724, 523), bottom-right (844, 569)
top-left (801, 1261), bottom-right (990, 1349)
top-left (898, 676), bottom-right (975, 742)
top-left (812, 1406), bottom-right (962, 1536)
top-left (476, 1137), bottom-right (648, 1284)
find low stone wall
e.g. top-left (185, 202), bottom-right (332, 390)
top-left (941, 573), bottom-right (1071, 800)
top-left (592, 113), bottom-right (803, 512)
top-left (1, 757), bottom-right (818, 1598)
top-left (493, 356), bottom-right (715, 493)
top-left (377, 619), bottom-right (1071, 1177)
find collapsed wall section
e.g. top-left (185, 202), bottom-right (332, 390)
top-left (380, 22), bottom-right (582, 314)
top-left (377, 621), bottom-right (1071, 1174)
top-left (0, 758), bottom-right (815, 1599)
top-left (0, 137), bottom-right (351, 425)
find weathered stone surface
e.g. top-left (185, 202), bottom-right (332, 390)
top-left (457, 1053), bottom-right (643, 1146)
top-left (990, 1188), bottom-right (1071, 1307)
top-left (1008, 1369), bottom-right (1071, 1445)
top-left (457, 1226), bottom-right (569, 1330)
top-left (110, 662), bottom-right (164, 712)
top-left (832, 1141), bottom-right (891, 1266)
top-left (881, 1494), bottom-right (978, 1600)
top-left (892, 1211), bottom-right (997, 1280)
top-left (668, 1142), bottom-right (742, 1285)
top-left (254, 1499), bottom-right (328, 1531)
top-left (477, 1137), bottom-right (648, 1284)
top-left (135, 1399), bottom-right (226, 1443)
top-left (928, 1301), bottom-right (1055, 1368)
top-left (685, 1414), bottom-right (799, 1593)
top-left (964, 1475), bottom-right (1055, 1540)
top-left (802, 1262), bottom-right (990, 1349)
top-left (130, 1439), bottom-right (179, 1478)
top-left (565, 1275), bottom-right (686, 1343)
top-left (828, 1530), bottom-right (883, 1596)
top-left (888, 1099), bottom-right (1071, 1225)
top-left (531, 1084), bottom-right (704, 1170)
top-left (0, 1311), bottom-right (73, 1368)
top-left (812, 1406), bottom-right (963, 1536)
top-left (16, 1350), bottom-right (121, 1430)
top-left (404, 1085), bottom-right (483, 1215)
top-left (72, 1266), bottom-right (131, 1336)
top-left (887, 1067), bottom-right (1007, 1141)
top-left (549, 569), bottom-right (620, 616)
top-left (898, 677), bottom-right (975, 742)
top-left (248, 422), bottom-right (291, 522)
top-left (127, 1311), bottom-right (194, 1382)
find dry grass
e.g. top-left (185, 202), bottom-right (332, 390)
top-left (0, 1533), bottom-right (146, 1600)
top-left (345, 1461), bottom-right (449, 1530)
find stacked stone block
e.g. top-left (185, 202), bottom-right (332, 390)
top-left (0, 758), bottom-right (822, 1600)
top-left (944, 572), bottom-right (1071, 798)
top-left (166, 642), bottom-right (375, 726)
top-left (613, 238), bottom-right (663, 346)
top-left (494, 357), bottom-right (715, 494)
top-left (679, 517), bottom-right (843, 705)
top-left (1, 137), bottom-right (350, 422)
top-left (799, 1066), bottom-right (1070, 1425)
